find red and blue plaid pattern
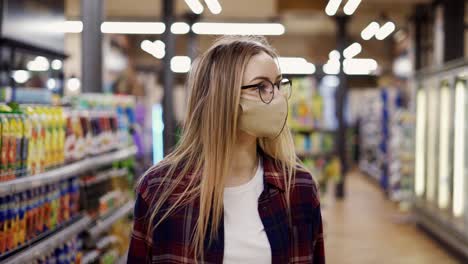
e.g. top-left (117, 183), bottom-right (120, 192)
top-left (128, 154), bottom-right (325, 263)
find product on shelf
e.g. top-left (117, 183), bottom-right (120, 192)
top-left (287, 77), bottom-right (323, 130)
top-left (0, 177), bottom-right (80, 255)
top-left (63, 94), bottom-right (137, 162)
top-left (294, 132), bottom-right (335, 156)
top-left (80, 166), bottom-right (133, 220)
top-left (32, 236), bottom-right (82, 264)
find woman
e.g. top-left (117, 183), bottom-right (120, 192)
top-left (128, 35), bottom-right (325, 264)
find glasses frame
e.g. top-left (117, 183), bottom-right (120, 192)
top-left (241, 78), bottom-right (292, 104)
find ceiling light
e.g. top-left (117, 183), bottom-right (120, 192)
top-left (343, 42), bottom-right (362, 59)
top-left (171, 22), bottom-right (190, 34)
top-left (27, 56), bottom-right (50, 72)
top-left (47, 79), bottom-right (57, 90)
top-left (361, 22), bottom-right (379, 40)
top-left (278, 57), bottom-right (315, 75)
top-left (52, 59), bottom-right (63, 70)
top-left (343, 58), bottom-right (378, 75)
top-left (185, 0), bottom-right (204, 14)
top-left (12, 70), bottom-right (30, 84)
top-left (101, 22), bottom-right (166, 34)
top-left (325, 0), bottom-right (343, 16)
top-left (323, 60), bottom-right (340, 75)
top-left (375, 22), bottom-right (396, 40)
top-left (59, 20), bottom-right (83, 33)
top-left (171, 56), bottom-right (191, 73)
top-left (204, 0), bottom-right (222, 14)
top-left (192, 22), bottom-right (285, 35)
top-left (329, 50), bottom-right (341, 61)
top-left (343, 0), bottom-right (361, 15)
top-left (141, 40), bottom-right (165, 59)
top-left (67, 78), bottom-right (81, 92)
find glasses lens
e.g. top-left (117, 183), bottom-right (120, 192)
top-left (258, 80), bottom-right (274, 103)
top-left (279, 79), bottom-right (292, 99)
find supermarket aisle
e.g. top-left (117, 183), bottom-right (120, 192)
top-left (323, 171), bottom-right (459, 264)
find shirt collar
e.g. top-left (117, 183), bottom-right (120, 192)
top-left (261, 153), bottom-right (286, 192)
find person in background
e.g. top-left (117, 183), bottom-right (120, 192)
top-left (127, 35), bottom-right (325, 264)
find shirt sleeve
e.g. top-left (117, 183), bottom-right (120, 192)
top-left (312, 204), bottom-right (325, 264)
top-left (127, 193), bottom-right (152, 264)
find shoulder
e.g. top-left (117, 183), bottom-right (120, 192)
top-left (291, 168), bottom-right (321, 208)
top-left (136, 162), bottom-right (199, 209)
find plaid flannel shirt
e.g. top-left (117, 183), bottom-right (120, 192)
top-left (128, 153), bottom-right (325, 263)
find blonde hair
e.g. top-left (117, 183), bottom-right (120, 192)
top-left (139, 35), bottom-right (303, 261)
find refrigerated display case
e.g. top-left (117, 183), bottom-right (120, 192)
top-left (413, 62), bottom-right (468, 258)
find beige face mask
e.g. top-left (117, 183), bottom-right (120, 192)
top-left (238, 95), bottom-right (288, 139)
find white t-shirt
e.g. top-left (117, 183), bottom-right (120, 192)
top-left (223, 159), bottom-right (272, 264)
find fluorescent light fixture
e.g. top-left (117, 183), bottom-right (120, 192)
top-left (325, 0), bottom-right (343, 16)
top-left (438, 85), bottom-right (451, 209)
top-left (47, 79), bottom-right (57, 90)
top-left (415, 89), bottom-right (426, 197)
top-left (141, 40), bottom-right (165, 59)
top-left (101, 22), bottom-right (166, 34)
top-left (393, 56), bottom-right (413, 78)
top-left (51, 59), bottom-right (63, 70)
top-left (323, 60), bottom-right (340, 75)
top-left (171, 56), bottom-right (191, 73)
top-left (67, 77), bottom-right (81, 92)
top-left (375, 21), bottom-right (396, 40)
top-left (204, 0), bottom-right (222, 14)
top-left (322, 75), bottom-right (340, 87)
top-left (12, 70), bottom-right (30, 84)
top-left (343, 42), bottom-right (362, 59)
top-left (329, 50), bottom-right (341, 61)
top-left (171, 22), bottom-right (190, 34)
top-left (192, 22), bottom-right (285, 35)
top-left (152, 104), bottom-right (164, 164)
top-left (343, 58), bottom-right (377, 75)
top-left (185, 0), bottom-right (204, 14)
top-left (361, 22), bottom-right (379, 40)
top-left (426, 87), bottom-right (438, 203)
top-left (453, 80), bottom-right (466, 217)
top-left (27, 56), bottom-right (50, 71)
top-left (60, 20), bottom-right (83, 33)
top-left (278, 57), bottom-right (315, 75)
top-left (343, 0), bottom-right (361, 15)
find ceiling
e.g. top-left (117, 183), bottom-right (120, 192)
top-left (65, 0), bottom-right (432, 73)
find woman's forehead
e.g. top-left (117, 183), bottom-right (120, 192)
top-left (243, 52), bottom-right (280, 84)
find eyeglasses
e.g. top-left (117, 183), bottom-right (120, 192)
top-left (241, 78), bottom-right (292, 104)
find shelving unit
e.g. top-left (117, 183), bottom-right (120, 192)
top-left (87, 200), bottom-right (134, 241)
top-left (413, 61), bottom-right (468, 258)
top-left (2, 216), bottom-right (92, 264)
top-left (0, 146), bottom-right (137, 196)
top-left (0, 199), bottom-right (134, 263)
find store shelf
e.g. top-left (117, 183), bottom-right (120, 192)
top-left (2, 216), bottom-right (92, 264)
top-left (414, 201), bottom-right (468, 259)
top-left (0, 37), bottom-right (68, 59)
top-left (82, 168), bottom-right (129, 186)
top-left (291, 127), bottom-right (336, 134)
top-left (297, 152), bottom-right (335, 159)
top-left (82, 250), bottom-right (100, 264)
top-left (88, 200), bottom-right (134, 240)
top-left (0, 146), bottom-right (137, 196)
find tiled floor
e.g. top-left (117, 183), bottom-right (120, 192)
top-left (322, 171), bottom-right (460, 264)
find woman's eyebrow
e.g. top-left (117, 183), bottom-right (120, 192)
top-left (248, 75), bottom-right (282, 83)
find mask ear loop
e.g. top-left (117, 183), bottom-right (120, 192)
top-left (271, 96), bottom-right (289, 140)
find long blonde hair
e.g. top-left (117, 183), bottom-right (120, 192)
top-left (139, 35), bottom-right (302, 260)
